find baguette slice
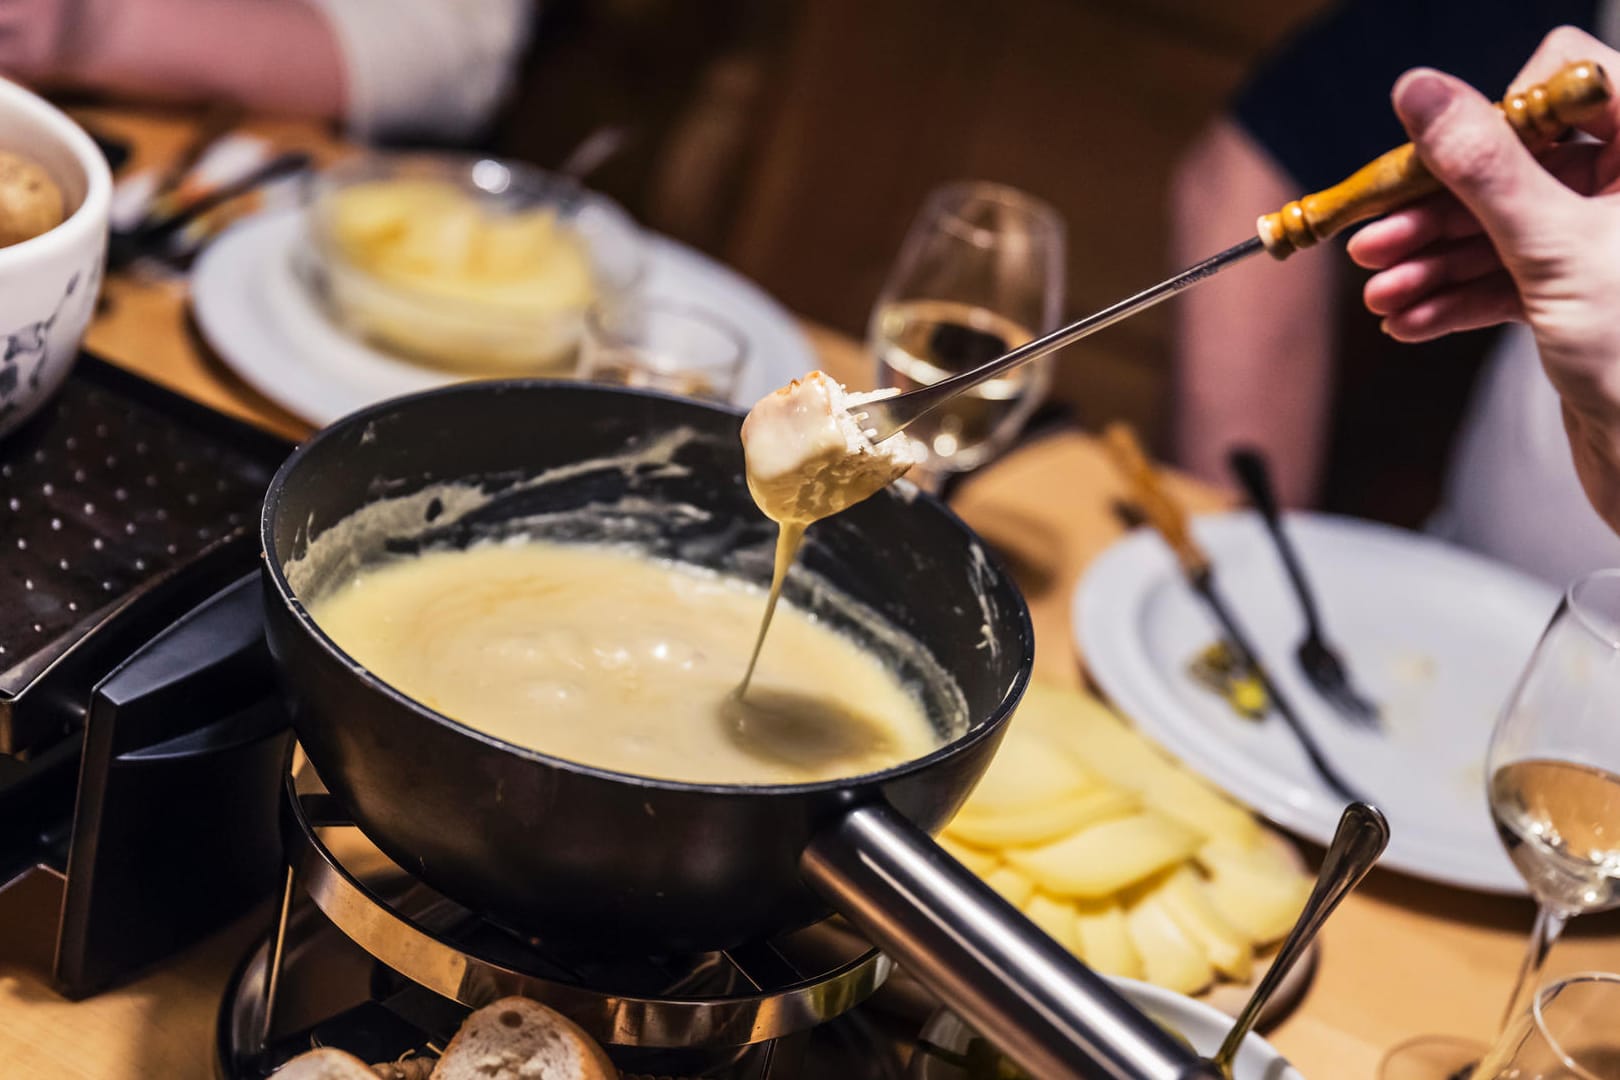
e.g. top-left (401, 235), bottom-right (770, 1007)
top-left (271, 1048), bottom-right (382, 1079)
top-left (431, 998), bottom-right (616, 1080)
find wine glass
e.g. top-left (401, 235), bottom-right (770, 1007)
top-left (1383, 569), bottom-right (1620, 1079)
top-left (1474, 973), bottom-right (1620, 1079)
top-left (577, 300), bottom-right (746, 404)
top-left (869, 181), bottom-right (1065, 488)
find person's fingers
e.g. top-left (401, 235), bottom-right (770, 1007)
top-left (1378, 271), bottom-right (1524, 341)
top-left (1594, 142), bottom-right (1620, 197)
top-left (1507, 25), bottom-right (1620, 142)
top-left (1394, 68), bottom-right (1580, 254)
top-left (1363, 237), bottom-right (1503, 315)
top-left (1347, 192), bottom-right (1481, 269)
top-left (1536, 139), bottom-right (1604, 195)
top-left (1348, 141), bottom-right (1604, 270)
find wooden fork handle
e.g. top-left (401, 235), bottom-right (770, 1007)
top-left (1257, 59), bottom-right (1613, 258)
top-left (1102, 423), bottom-right (1211, 578)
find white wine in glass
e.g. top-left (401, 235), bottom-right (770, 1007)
top-left (872, 298), bottom-right (1042, 472)
top-left (1383, 569), bottom-right (1620, 1080)
top-left (870, 182), bottom-right (1065, 482)
top-left (1486, 567), bottom-right (1620, 1028)
top-left (1491, 759), bottom-right (1620, 914)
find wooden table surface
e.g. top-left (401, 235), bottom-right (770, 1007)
top-left (4, 104), bottom-right (1617, 1080)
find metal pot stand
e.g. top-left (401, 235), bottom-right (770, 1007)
top-left (217, 759), bottom-right (904, 1079)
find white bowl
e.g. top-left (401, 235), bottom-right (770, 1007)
top-left (0, 76), bottom-right (111, 436)
top-left (912, 978), bottom-right (1304, 1079)
top-left (303, 153), bottom-right (643, 375)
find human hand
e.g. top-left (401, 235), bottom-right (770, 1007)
top-left (1346, 27), bottom-right (1620, 528)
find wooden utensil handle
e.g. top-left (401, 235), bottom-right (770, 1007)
top-left (1101, 423), bottom-right (1210, 577)
top-left (1257, 59), bottom-right (1613, 258)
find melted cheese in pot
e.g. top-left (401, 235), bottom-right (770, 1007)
top-left (307, 540), bottom-right (939, 785)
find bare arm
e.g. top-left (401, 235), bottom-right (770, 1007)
top-left (1170, 117), bottom-right (1338, 506)
top-left (1, 0), bottom-right (345, 120)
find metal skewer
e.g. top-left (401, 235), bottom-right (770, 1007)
top-left (858, 237), bottom-right (1263, 443)
top-left (856, 59), bottom-right (1612, 445)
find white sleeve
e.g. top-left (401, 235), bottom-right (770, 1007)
top-left (302, 0), bottom-right (536, 143)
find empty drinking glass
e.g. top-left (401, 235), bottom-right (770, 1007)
top-left (1473, 973), bottom-right (1620, 1079)
top-left (578, 301), bottom-right (747, 403)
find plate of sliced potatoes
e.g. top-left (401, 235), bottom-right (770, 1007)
top-left (191, 159), bottom-right (817, 427)
top-left (937, 680), bottom-right (1314, 1011)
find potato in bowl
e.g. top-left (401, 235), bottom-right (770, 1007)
top-left (0, 148), bottom-right (64, 248)
top-left (0, 76), bottom-right (111, 437)
top-left (304, 154), bottom-right (643, 375)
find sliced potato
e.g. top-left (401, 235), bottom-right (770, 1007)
top-left (1198, 841), bottom-right (1310, 944)
top-left (947, 786), bottom-right (1137, 848)
top-left (933, 680), bottom-right (1312, 996)
top-left (1207, 832), bottom-right (1301, 875)
top-left (984, 865), bottom-right (1036, 908)
top-left (1005, 811), bottom-right (1200, 899)
top-left (1021, 891), bottom-right (1081, 953)
top-left (1155, 866), bottom-right (1254, 982)
top-left (329, 178), bottom-right (593, 310)
top-left (1124, 887), bottom-right (1215, 995)
top-left (1073, 898), bottom-right (1142, 980)
top-left (938, 832), bottom-right (1001, 876)
top-left (964, 723), bottom-right (1095, 814)
top-left (1016, 682), bottom-right (1260, 847)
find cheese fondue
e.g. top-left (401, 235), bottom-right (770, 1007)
top-left (738, 372), bottom-right (918, 690)
top-left (307, 539), bottom-right (939, 785)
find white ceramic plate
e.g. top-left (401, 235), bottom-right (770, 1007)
top-left (190, 206), bottom-right (818, 427)
top-left (1076, 511), bottom-right (1561, 895)
top-left (911, 978), bottom-right (1303, 1079)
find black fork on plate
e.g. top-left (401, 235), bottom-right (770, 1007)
top-left (1228, 448), bottom-right (1381, 729)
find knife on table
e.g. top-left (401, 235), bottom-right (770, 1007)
top-left (1101, 424), bottom-right (1366, 803)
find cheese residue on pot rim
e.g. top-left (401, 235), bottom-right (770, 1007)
top-left (737, 371), bottom-right (919, 691)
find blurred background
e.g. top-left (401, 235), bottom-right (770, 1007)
top-left (6, 0), bottom-right (1522, 532)
top-left (487, 0), bottom-right (1478, 528)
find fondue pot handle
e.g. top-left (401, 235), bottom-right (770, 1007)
top-left (1256, 58), bottom-right (1613, 258)
top-left (802, 804), bottom-right (1220, 1080)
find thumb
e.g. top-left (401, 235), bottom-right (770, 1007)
top-left (1393, 68), bottom-right (1574, 250)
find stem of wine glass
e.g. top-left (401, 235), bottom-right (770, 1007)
top-left (1499, 903), bottom-right (1570, 1033)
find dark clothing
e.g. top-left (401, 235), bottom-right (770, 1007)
top-left (1224, 0), bottom-right (1602, 527)
top-left (1233, 0), bottom-right (1600, 190)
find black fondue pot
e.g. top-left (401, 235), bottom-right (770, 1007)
top-left (260, 381), bottom-right (1215, 1080)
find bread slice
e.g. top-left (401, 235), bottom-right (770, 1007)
top-left (430, 998), bottom-right (616, 1080)
top-left (271, 1048), bottom-right (382, 1079)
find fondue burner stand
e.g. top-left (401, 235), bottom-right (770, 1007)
top-left (216, 760), bottom-right (916, 1080)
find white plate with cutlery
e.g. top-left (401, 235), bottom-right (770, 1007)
top-left (1075, 511), bottom-right (1561, 894)
top-left (191, 206), bottom-right (817, 428)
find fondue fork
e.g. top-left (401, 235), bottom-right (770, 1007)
top-left (856, 59), bottom-right (1612, 446)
